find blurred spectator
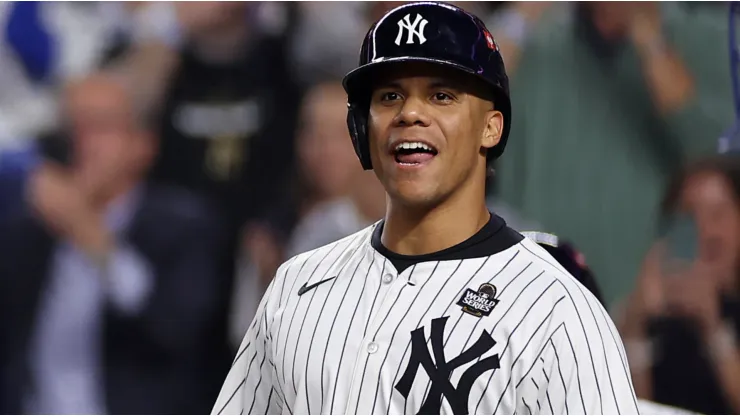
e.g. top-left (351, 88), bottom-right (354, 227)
top-left (280, 83), bottom-right (384, 258)
top-left (151, 2), bottom-right (300, 228)
top-left (105, 2), bottom-right (302, 352)
top-left (230, 81), bottom-right (385, 346)
top-left (247, 82), bottom-right (365, 286)
top-left (0, 73), bottom-right (230, 414)
top-left (283, 170), bottom-right (385, 260)
top-left (619, 154), bottom-right (740, 414)
top-left (107, 2), bottom-right (300, 229)
top-left (491, 2), bottom-right (734, 305)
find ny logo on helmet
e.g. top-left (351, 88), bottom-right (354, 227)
top-left (395, 14), bottom-right (428, 46)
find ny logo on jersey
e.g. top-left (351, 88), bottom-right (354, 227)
top-left (395, 13), bottom-right (428, 46)
top-left (395, 316), bottom-right (500, 415)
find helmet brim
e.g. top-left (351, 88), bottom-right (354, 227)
top-left (342, 56), bottom-right (495, 97)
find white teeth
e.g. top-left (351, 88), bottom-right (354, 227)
top-left (395, 142), bottom-right (435, 152)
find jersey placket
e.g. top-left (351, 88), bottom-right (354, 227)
top-left (343, 251), bottom-right (407, 414)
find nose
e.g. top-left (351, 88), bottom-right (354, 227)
top-left (393, 95), bottom-right (431, 128)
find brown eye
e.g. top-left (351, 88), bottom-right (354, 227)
top-left (381, 92), bottom-right (401, 102)
top-left (433, 92), bottom-right (453, 102)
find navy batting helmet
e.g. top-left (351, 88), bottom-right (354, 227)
top-left (342, 1), bottom-right (512, 170)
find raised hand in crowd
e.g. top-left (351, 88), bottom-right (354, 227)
top-left (26, 162), bottom-right (111, 259)
top-left (626, 1), bottom-right (695, 115)
top-left (623, 242), bottom-right (667, 330)
top-left (619, 156), bottom-right (740, 414)
top-left (662, 261), bottom-right (723, 335)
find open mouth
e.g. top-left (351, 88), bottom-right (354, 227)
top-left (393, 141), bottom-right (438, 166)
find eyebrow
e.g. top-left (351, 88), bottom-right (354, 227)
top-left (374, 79), bottom-right (461, 91)
top-left (428, 80), bottom-right (460, 91)
top-left (374, 81), bottom-right (402, 90)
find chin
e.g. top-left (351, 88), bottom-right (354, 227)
top-left (385, 181), bottom-right (445, 210)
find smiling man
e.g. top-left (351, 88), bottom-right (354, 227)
top-left (213, 2), bottom-right (637, 415)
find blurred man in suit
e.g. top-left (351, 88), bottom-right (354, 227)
top-left (0, 73), bottom-right (231, 414)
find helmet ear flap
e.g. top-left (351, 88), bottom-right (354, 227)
top-left (346, 101), bottom-right (373, 170)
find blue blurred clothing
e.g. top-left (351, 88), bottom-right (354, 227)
top-left (5, 2), bottom-right (55, 83)
top-left (0, 143), bottom-right (39, 220)
top-left (0, 2), bottom-right (123, 146)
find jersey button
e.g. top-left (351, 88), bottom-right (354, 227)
top-left (367, 341), bottom-right (379, 354)
top-left (382, 274), bottom-right (393, 284)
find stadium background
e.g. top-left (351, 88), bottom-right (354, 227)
top-left (0, 1), bottom-right (736, 414)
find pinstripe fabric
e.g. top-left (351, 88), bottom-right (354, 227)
top-left (213, 226), bottom-right (637, 415)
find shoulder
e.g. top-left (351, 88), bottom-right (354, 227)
top-left (269, 223), bottom-right (376, 296)
top-left (493, 237), bottom-right (616, 367)
top-left (514, 236), bottom-right (606, 320)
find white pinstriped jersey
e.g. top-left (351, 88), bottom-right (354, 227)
top-left (213, 220), bottom-right (638, 415)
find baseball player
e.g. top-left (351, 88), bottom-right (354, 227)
top-left (213, 2), bottom-right (638, 415)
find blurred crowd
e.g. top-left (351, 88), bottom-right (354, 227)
top-left (0, 1), bottom-right (738, 414)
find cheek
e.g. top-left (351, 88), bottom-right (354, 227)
top-left (439, 120), bottom-right (478, 163)
top-left (77, 136), bottom-right (108, 163)
top-left (367, 116), bottom-right (389, 161)
top-left (697, 207), bottom-right (740, 265)
top-left (105, 136), bottom-right (129, 162)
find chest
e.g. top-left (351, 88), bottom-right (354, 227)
top-left (269, 250), bottom-right (556, 415)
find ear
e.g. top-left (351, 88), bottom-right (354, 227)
top-left (481, 110), bottom-right (504, 151)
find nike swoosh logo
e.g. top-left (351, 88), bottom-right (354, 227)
top-left (297, 276), bottom-right (337, 296)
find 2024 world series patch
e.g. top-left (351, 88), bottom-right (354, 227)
top-left (457, 283), bottom-right (499, 317)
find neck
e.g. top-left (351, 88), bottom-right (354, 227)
top-left (381, 178), bottom-right (490, 256)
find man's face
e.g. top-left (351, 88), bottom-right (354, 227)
top-left (298, 84), bottom-right (359, 199)
top-left (367, 63), bottom-right (502, 208)
top-left (680, 171), bottom-right (740, 285)
top-left (66, 77), bottom-right (151, 194)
